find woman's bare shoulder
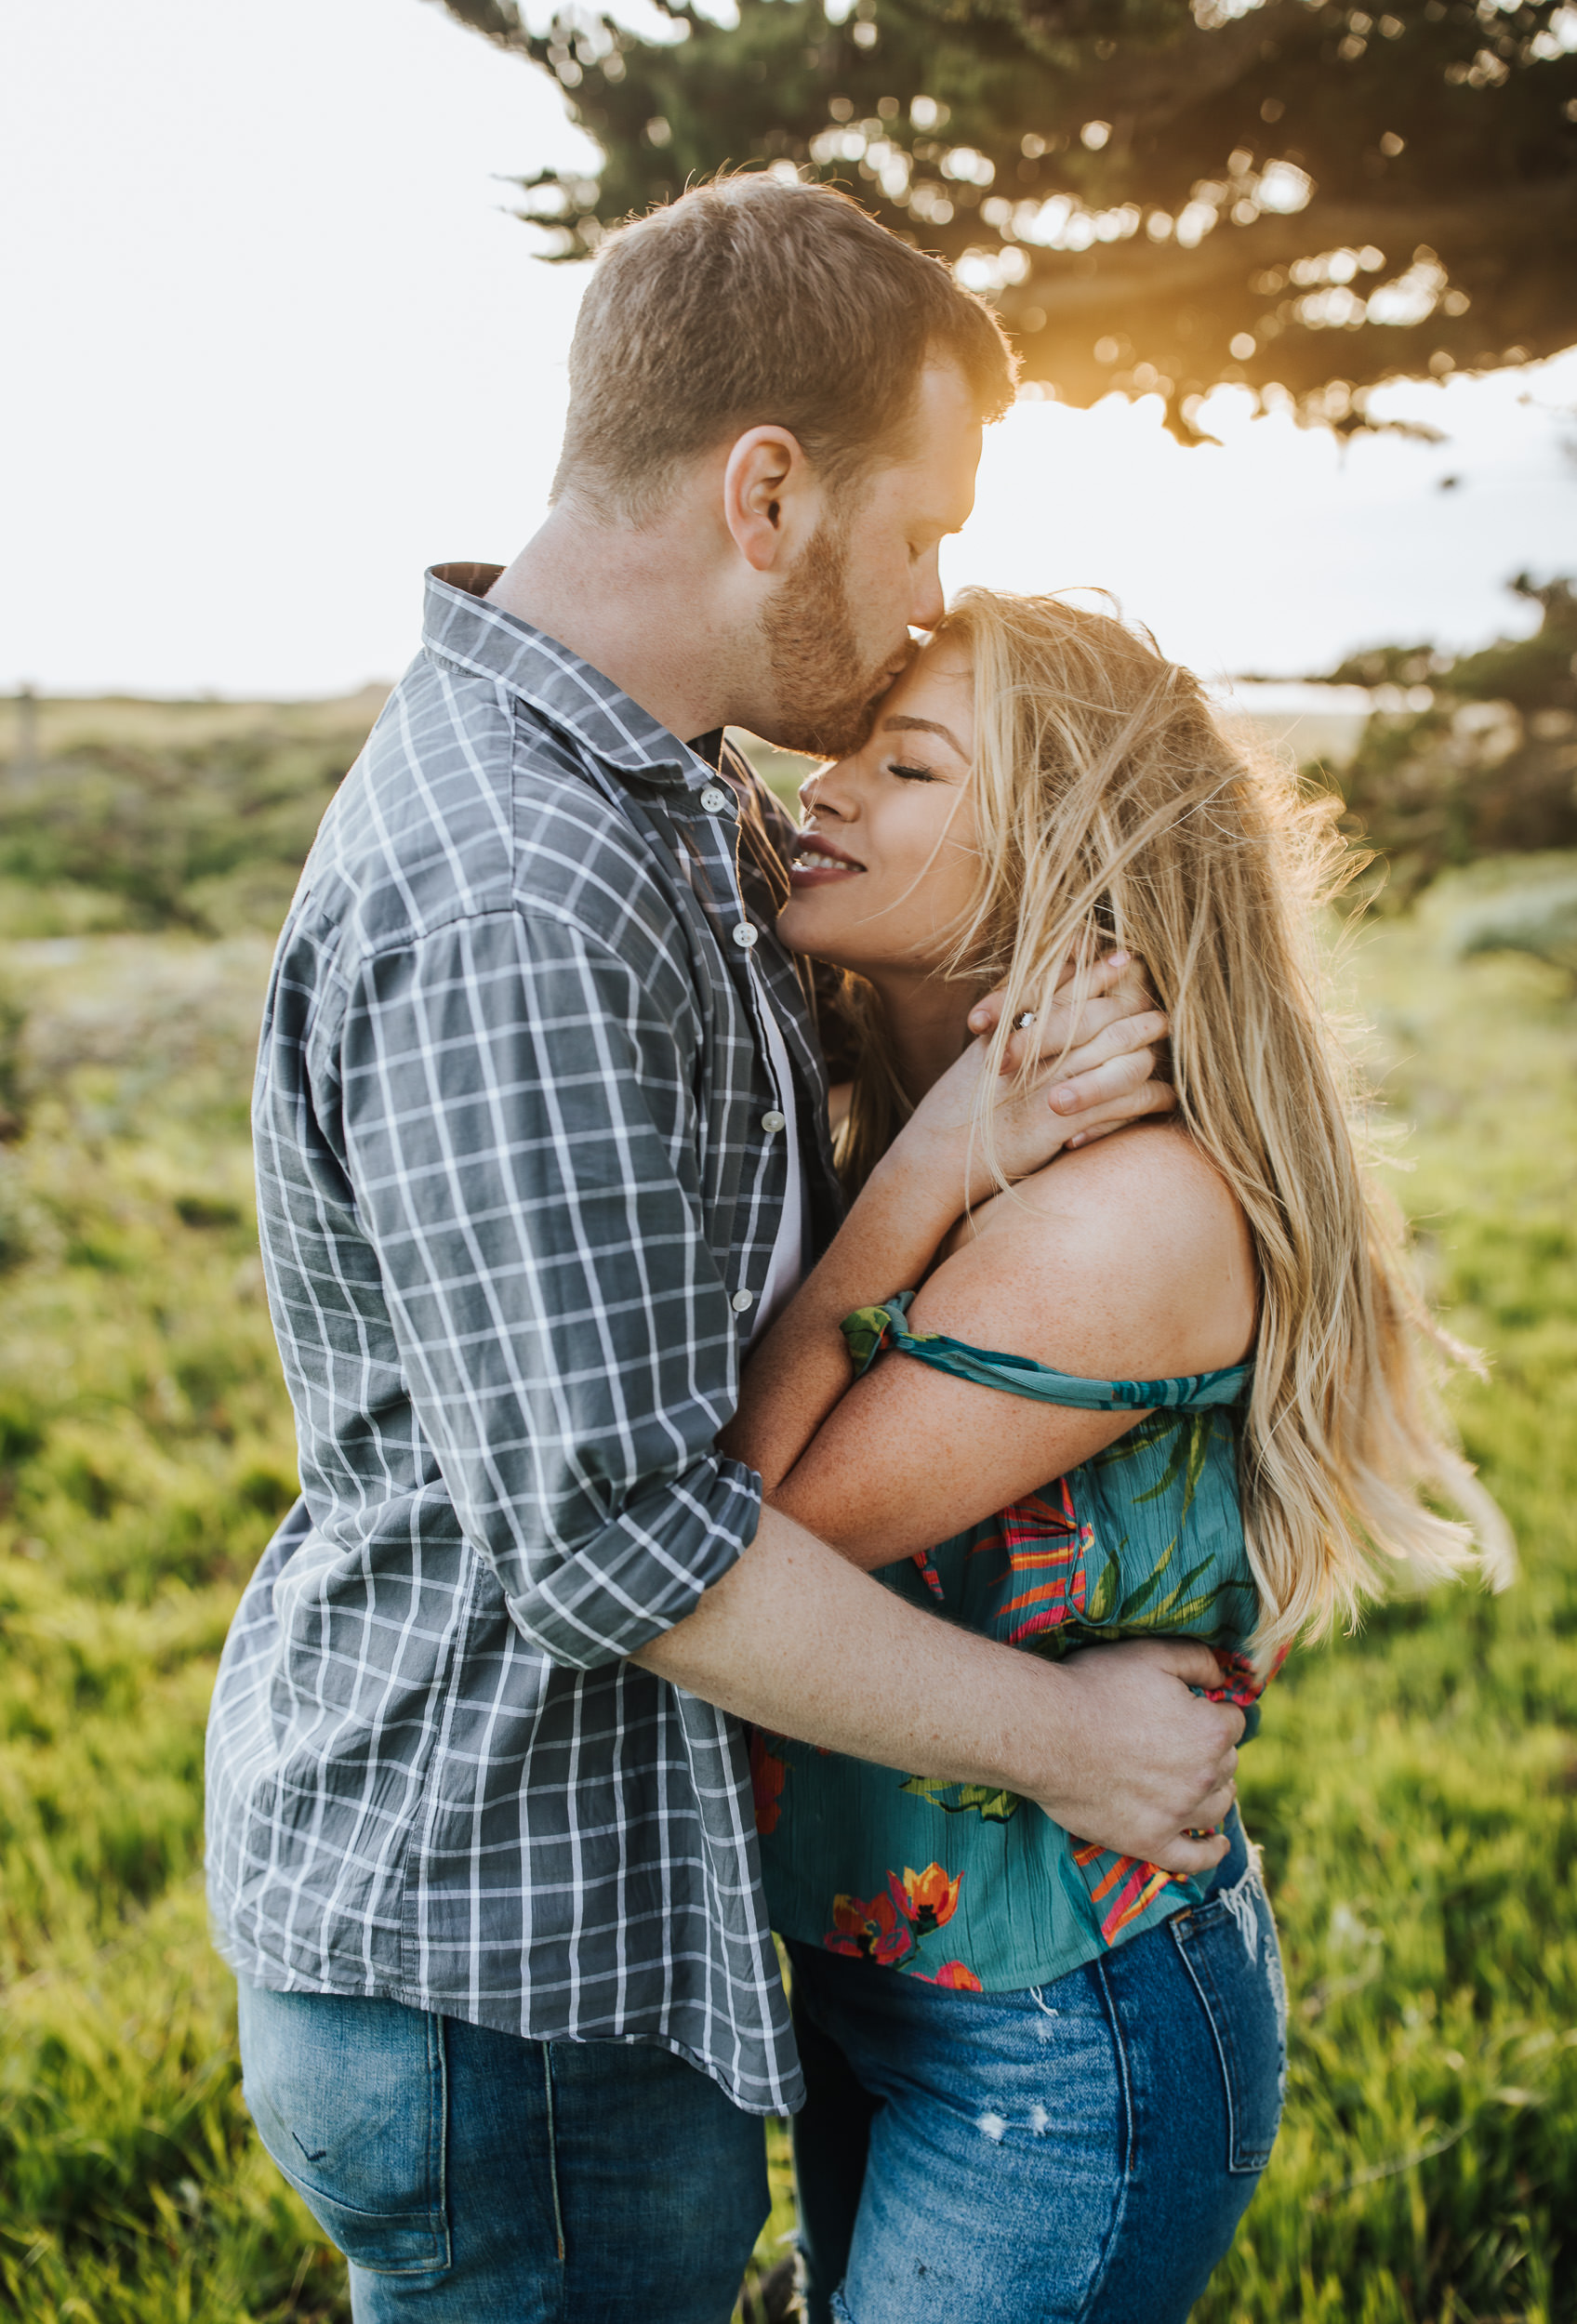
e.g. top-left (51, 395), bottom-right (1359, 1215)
top-left (1039, 1119), bottom-right (1240, 1230)
top-left (920, 1122), bottom-right (1255, 1380)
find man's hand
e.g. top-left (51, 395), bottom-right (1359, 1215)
top-left (1022, 1638), bottom-right (1243, 1877)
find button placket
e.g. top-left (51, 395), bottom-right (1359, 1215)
top-left (699, 809), bottom-right (784, 1331)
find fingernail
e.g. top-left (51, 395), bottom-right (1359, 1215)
top-left (1106, 949), bottom-right (1130, 968)
top-left (1067, 1131), bottom-right (1086, 1150)
top-left (968, 1008), bottom-right (987, 1030)
top-left (1051, 1083), bottom-right (1077, 1111)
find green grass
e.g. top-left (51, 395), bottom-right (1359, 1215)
top-left (0, 693), bottom-right (385, 943)
top-left (0, 858), bottom-right (1573, 2319)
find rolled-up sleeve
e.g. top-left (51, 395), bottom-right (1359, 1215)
top-left (338, 905), bottom-right (761, 1668)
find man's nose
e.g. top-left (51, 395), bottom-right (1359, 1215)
top-left (909, 550), bottom-right (945, 634)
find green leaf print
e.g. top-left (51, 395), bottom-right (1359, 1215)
top-left (900, 1775), bottom-right (1022, 1822)
top-left (1133, 1413), bottom-right (1212, 1519)
top-left (1088, 1429), bottom-right (1154, 1472)
top-left (1115, 1533), bottom-right (1181, 1620)
top-left (1142, 1553), bottom-right (1215, 1624)
top-left (1085, 1551), bottom-right (1123, 1623)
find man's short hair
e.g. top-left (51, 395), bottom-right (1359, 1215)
top-left (552, 174), bottom-right (1017, 521)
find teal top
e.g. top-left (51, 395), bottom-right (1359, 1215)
top-left (755, 1293), bottom-right (1273, 1992)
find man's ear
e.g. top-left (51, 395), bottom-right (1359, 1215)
top-left (722, 425), bottom-right (816, 574)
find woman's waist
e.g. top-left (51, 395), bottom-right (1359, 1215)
top-left (755, 1732), bottom-right (1248, 1993)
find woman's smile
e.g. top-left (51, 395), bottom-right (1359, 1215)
top-left (775, 636), bottom-right (979, 979)
top-left (789, 831), bottom-right (867, 887)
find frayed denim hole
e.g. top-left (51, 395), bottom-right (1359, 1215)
top-left (1029, 1984), bottom-right (1060, 2039)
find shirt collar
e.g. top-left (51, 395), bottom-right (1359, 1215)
top-left (422, 563), bottom-right (704, 789)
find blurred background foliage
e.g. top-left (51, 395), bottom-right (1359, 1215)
top-left (0, 692), bottom-right (384, 944)
top-left (1323, 572), bottom-right (1577, 906)
top-left (435, 0), bottom-right (1577, 442)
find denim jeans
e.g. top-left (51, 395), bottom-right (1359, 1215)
top-left (787, 1817), bottom-right (1287, 2324)
top-left (235, 1982), bottom-right (769, 2322)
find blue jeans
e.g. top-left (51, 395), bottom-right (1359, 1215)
top-left (787, 1819), bottom-right (1286, 2324)
top-left (235, 1982), bottom-right (769, 2322)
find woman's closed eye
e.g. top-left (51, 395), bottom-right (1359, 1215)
top-left (889, 760), bottom-right (939, 784)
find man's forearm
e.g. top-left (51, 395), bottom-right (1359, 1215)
top-left (637, 1499), bottom-right (1030, 1789)
top-left (634, 1504), bottom-right (1241, 1876)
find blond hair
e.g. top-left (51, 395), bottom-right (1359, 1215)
top-left (838, 588), bottom-right (1512, 1653)
top-left (553, 174), bottom-right (1015, 523)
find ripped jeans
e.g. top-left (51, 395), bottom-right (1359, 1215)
top-left (786, 1815), bottom-right (1286, 2324)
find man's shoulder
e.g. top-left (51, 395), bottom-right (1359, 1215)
top-left (292, 649), bottom-right (681, 972)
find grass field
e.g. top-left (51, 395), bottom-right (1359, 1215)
top-left (0, 746), bottom-right (1572, 2316)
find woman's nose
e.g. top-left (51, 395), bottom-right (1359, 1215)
top-left (799, 759), bottom-right (855, 820)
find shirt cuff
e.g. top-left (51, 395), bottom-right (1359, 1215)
top-left (503, 1455), bottom-right (763, 1670)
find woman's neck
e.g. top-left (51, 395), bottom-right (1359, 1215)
top-left (865, 971), bottom-right (980, 1106)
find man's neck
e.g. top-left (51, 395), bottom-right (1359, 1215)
top-left (485, 500), bottom-right (759, 744)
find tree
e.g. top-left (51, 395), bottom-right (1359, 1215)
top-left (1323, 572), bottom-right (1577, 896)
top-left (433, 0), bottom-right (1577, 440)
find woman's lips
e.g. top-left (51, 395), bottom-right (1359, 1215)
top-left (789, 835), bottom-right (865, 889)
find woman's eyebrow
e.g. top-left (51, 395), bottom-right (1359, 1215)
top-left (881, 713), bottom-right (967, 760)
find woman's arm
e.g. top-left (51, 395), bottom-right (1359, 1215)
top-left (731, 1121), bottom-right (1257, 1570)
top-left (724, 986), bottom-right (1173, 1499)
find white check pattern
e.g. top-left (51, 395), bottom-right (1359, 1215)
top-left (205, 566), bottom-right (842, 2114)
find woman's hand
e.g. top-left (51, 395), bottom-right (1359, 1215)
top-left (883, 953), bottom-right (1174, 1216)
top-left (973, 949), bottom-right (1174, 1115)
top-left (728, 955), bottom-right (1172, 1497)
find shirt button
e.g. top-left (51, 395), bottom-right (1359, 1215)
top-left (732, 922), bottom-right (759, 949)
top-left (761, 1110), bottom-right (787, 1134)
top-left (731, 1288), bottom-right (755, 1314)
top-left (699, 786), bottom-right (729, 813)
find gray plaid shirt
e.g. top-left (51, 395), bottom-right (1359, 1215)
top-left (205, 565), bottom-right (842, 2115)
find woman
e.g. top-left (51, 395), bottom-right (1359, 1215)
top-left (722, 590), bottom-right (1509, 2323)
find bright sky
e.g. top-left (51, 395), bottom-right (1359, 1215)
top-left (3, 0), bottom-right (1575, 699)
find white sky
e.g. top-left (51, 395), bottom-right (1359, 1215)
top-left (3, 0), bottom-right (1575, 698)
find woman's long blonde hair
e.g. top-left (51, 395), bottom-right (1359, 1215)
top-left (835, 588), bottom-right (1511, 1655)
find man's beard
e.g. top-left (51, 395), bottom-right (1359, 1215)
top-left (762, 521), bottom-right (902, 759)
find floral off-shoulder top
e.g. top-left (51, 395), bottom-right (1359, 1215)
top-left (754, 1292), bottom-right (1279, 1993)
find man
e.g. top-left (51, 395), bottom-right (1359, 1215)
top-left (207, 175), bottom-right (1242, 2319)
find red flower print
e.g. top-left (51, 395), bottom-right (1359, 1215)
top-left (826, 1888), bottom-right (917, 1968)
top-left (749, 1730), bottom-right (788, 1836)
top-left (891, 1862), bottom-right (961, 1934)
top-left (915, 1961), bottom-right (983, 1990)
top-left (826, 1862), bottom-right (967, 1971)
